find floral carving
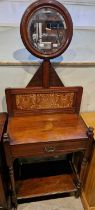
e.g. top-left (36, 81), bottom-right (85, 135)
top-left (16, 92), bottom-right (74, 110)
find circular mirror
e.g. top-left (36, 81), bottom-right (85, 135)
top-left (28, 8), bottom-right (67, 54)
top-left (20, 0), bottom-right (73, 59)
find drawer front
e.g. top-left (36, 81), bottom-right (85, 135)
top-left (11, 139), bottom-right (87, 159)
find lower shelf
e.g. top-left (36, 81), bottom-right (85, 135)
top-left (14, 159), bottom-right (78, 200)
top-left (16, 174), bottom-right (77, 199)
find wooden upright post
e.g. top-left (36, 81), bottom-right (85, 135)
top-left (42, 59), bottom-right (50, 88)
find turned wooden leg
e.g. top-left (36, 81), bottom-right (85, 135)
top-left (70, 155), bottom-right (82, 198)
top-left (75, 180), bottom-right (81, 198)
top-left (80, 127), bottom-right (94, 185)
top-left (3, 133), bottom-right (17, 209)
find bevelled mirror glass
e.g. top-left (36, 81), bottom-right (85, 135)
top-left (27, 8), bottom-right (66, 54)
top-left (20, 0), bottom-right (73, 59)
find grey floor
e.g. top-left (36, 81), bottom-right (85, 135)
top-left (18, 197), bottom-right (84, 210)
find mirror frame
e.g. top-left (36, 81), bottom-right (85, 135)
top-left (20, 0), bottom-right (73, 59)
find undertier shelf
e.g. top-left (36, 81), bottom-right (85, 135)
top-left (14, 159), bottom-right (78, 200)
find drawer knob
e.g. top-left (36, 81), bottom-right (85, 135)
top-left (44, 145), bottom-right (55, 153)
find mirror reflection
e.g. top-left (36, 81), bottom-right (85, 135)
top-left (28, 7), bottom-right (67, 54)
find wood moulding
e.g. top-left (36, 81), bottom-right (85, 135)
top-left (1, 61), bottom-right (95, 67)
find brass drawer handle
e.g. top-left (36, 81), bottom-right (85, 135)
top-left (44, 145), bottom-right (55, 153)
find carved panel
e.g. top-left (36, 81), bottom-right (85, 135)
top-left (16, 92), bottom-right (74, 110)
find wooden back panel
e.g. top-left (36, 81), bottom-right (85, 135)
top-left (5, 87), bottom-right (83, 116)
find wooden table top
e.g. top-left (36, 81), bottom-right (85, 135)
top-left (81, 112), bottom-right (95, 138)
top-left (7, 113), bottom-right (88, 145)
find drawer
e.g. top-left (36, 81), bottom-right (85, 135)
top-left (11, 139), bottom-right (87, 159)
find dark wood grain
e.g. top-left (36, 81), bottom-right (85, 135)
top-left (4, 85), bottom-right (94, 204)
top-left (16, 174), bottom-right (76, 199)
top-left (6, 113), bottom-right (88, 159)
top-left (5, 86), bottom-right (83, 116)
top-left (0, 113), bottom-right (9, 210)
top-left (42, 59), bottom-right (50, 88)
top-left (27, 61), bottom-right (64, 87)
top-left (0, 113), bottom-right (7, 141)
top-left (8, 113), bottom-right (87, 144)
